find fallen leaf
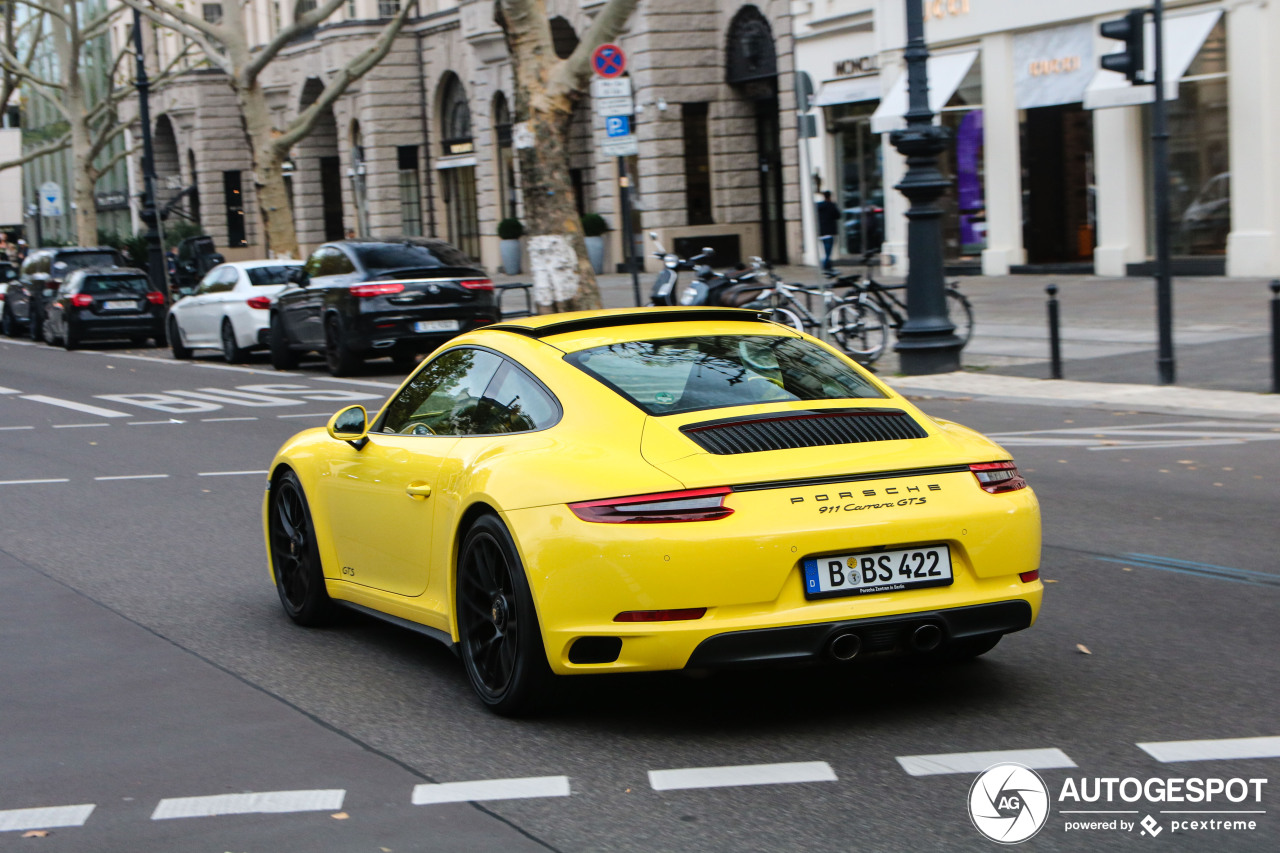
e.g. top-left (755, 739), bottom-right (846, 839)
top-left (1043, 579), bottom-right (1058, 583)
top-left (1177, 460), bottom-right (1195, 465)
top-left (331, 812), bottom-right (349, 820)
top-left (1122, 567), bottom-right (1132, 572)
top-left (1076, 644), bottom-right (1092, 655)
top-left (22, 830), bottom-right (49, 837)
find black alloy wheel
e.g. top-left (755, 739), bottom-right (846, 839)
top-left (169, 317), bottom-right (193, 359)
top-left (456, 515), bottom-right (552, 715)
top-left (221, 318), bottom-right (250, 363)
top-left (324, 315), bottom-right (361, 377)
top-left (268, 470), bottom-right (332, 626)
top-left (268, 313), bottom-right (298, 370)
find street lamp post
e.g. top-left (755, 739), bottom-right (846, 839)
top-left (888, 0), bottom-right (962, 375)
top-left (131, 9), bottom-right (168, 301)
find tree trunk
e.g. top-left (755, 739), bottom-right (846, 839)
top-left (66, 82), bottom-right (100, 244)
top-left (238, 79), bottom-right (299, 258)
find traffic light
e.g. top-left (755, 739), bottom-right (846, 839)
top-left (1100, 9), bottom-right (1146, 84)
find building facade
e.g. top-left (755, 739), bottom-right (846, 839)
top-left (795, 0), bottom-right (1255, 277)
top-left (133, 0), bottom-right (803, 274)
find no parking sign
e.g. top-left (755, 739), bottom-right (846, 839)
top-left (591, 44), bottom-right (626, 78)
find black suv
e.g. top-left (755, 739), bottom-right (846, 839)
top-left (269, 239), bottom-right (498, 376)
top-left (1, 247), bottom-right (123, 340)
top-left (42, 267), bottom-right (166, 349)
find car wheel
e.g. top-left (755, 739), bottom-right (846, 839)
top-left (62, 324), bottom-right (78, 351)
top-left (169, 317), bottom-right (193, 359)
top-left (0, 304), bottom-right (13, 337)
top-left (943, 633), bottom-right (1002, 662)
top-left (324, 316), bottom-right (361, 377)
top-left (43, 319), bottom-right (57, 346)
top-left (221, 318), bottom-right (250, 363)
top-left (269, 313), bottom-right (299, 370)
top-left (456, 514), bottom-right (553, 716)
top-left (268, 470), bottom-right (333, 627)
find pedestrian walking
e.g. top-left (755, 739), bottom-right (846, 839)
top-left (816, 191), bottom-right (839, 272)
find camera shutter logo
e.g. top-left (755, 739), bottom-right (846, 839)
top-left (968, 763), bottom-right (1051, 844)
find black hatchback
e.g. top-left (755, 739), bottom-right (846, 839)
top-left (1, 246), bottom-right (124, 340)
top-left (43, 268), bottom-right (166, 349)
top-left (269, 239), bottom-right (498, 375)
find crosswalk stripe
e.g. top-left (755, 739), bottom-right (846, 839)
top-left (897, 748), bottom-right (1076, 777)
top-left (1138, 736), bottom-right (1280, 763)
top-left (411, 776), bottom-right (570, 805)
top-left (0, 804), bottom-right (95, 832)
top-left (151, 789), bottom-right (345, 820)
top-left (649, 761), bottom-right (837, 791)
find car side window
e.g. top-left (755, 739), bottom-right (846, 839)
top-left (194, 267), bottom-right (223, 295)
top-left (211, 266), bottom-right (239, 293)
top-left (477, 362), bottom-right (560, 433)
top-left (310, 247), bottom-right (353, 278)
top-left (378, 348), bottom-right (506, 436)
top-left (304, 251), bottom-right (326, 279)
top-left (329, 250), bottom-right (356, 276)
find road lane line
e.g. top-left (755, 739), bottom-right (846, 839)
top-left (897, 748), bottom-right (1076, 777)
top-left (0, 385), bottom-right (20, 394)
top-left (128, 420), bottom-right (184, 426)
top-left (19, 395), bottom-right (130, 418)
top-left (0, 478), bottom-right (71, 486)
top-left (648, 761), bottom-right (837, 791)
top-left (94, 474), bottom-right (170, 481)
top-left (277, 412), bottom-right (335, 419)
top-left (201, 417), bottom-right (258, 423)
top-left (197, 469), bottom-right (269, 477)
top-left (0, 425), bottom-right (34, 431)
top-left (151, 789), bottom-right (345, 820)
top-left (0, 338), bottom-right (38, 346)
top-left (411, 776), bottom-right (571, 806)
top-left (1138, 736), bottom-right (1280, 763)
top-left (52, 423), bottom-right (109, 429)
top-left (312, 376), bottom-right (399, 389)
top-left (0, 804), bottom-right (95, 832)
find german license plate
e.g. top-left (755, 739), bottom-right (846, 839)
top-left (105, 300), bottom-right (136, 310)
top-left (803, 545), bottom-right (953, 599)
top-left (414, 319), bottom-right (459, 333)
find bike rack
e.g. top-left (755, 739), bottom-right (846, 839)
top-left (496, 282), bottom-right (534, 319)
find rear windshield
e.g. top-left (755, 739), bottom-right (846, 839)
top-left (246, 265), bottom-right (299, 286)
top-left (81, 275), bottom-right (149, 295)
top-left (352, 241), bottom-right (475, 273)
top-left (53, 252), bottom-right (118, 273)
top-left (566, 335), bottom-right (886, 416)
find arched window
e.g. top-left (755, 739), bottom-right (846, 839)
top-left (440, 74), bottom-right (473, 155)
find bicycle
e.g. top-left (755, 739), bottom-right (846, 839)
top-left (824, 254), bottom-right (974, 365)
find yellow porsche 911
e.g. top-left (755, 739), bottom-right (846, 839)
top-left (264, 307), bottom-right (1041, 714)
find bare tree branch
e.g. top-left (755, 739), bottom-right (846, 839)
top-left (121, 0), bottom-right (229, 73)
top-left (11, 0), bottom-right (70, 28)
top-left (549, 0), bottom-right (639, 98)
top-left (0, 134), bottom-right (71, 173)
top-left (0, 42), bottom-right (64, 90)
top-left (241, 0), bottom-right (348, 85)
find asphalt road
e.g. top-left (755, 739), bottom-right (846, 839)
top-left (1, 336), bottom-right (1277, 852)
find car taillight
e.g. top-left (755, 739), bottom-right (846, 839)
top-left (1020, 570), bottom-right (1040, 583)
top-left (970, 461), bottom-right (1027, 494)
top-left (246, 296), bottom-right (272, 309)
top-left (614, 608), bottom-right (707, 623)
top-left (70, 294), bottom-right (94, 307)
top-left (350, 282), bottom-right (405, 298)
top-left (145, 291), bottom-right (165, 305)
top-left (569, 486), bottom-right (733, 523)
top-left (460, 279), bottom-right (494, 291)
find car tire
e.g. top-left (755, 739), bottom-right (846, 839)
top-left (43, 319), bottom-right (58, 346)
top-left (943, 633), bottom-right (1002, 662)
top-left (456, 514), bottom-right (554, 716)
top-left (269, 313), bottom-right (299, 370)
top-left (169, 317), bottom-right (193, 359)
top-left (0, 304), bottom-right (13, 337)
top-left (324, 316), bottom-right (361, 377)
top-left (221, 318), bottom-right (250, 363)
top-left (62, 325), bottom-right (78, 351)
top-left (268, 470), bottom-right (333, 627)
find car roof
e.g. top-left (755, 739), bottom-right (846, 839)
top-left (220, 259), bottom-right (303, 269)
top-left (488, 307), bottom-right (773, 339)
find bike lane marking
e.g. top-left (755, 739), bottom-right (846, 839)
top-left (18, 395), bottom-right (130, 418)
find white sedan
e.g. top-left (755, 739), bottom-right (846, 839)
top-left (167, 260), bottom-right (303, 363)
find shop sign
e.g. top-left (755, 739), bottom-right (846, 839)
top-left (94, 190), bottom-right (129, 211)
top-left (924, 0), bottom-right (970, 22)
top-left (833, 55), bottom-right (878, 78)
top-left (1014, 22), bottom-right (1094, 110)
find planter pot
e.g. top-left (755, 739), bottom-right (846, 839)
top-left (585, 235), bottom-right (605, 274)
top-left (500, 239), bottom-right (522, 275)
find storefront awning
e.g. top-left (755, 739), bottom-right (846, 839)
top-left (1084, 8), bottom-right (1221, 110)
top-left (870, 51), bottom-right (979, 134)
top-left (811, 75), bottom-right (881, 108)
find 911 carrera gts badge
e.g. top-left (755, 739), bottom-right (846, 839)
top-left (790, 483), bottom-right (942, 504)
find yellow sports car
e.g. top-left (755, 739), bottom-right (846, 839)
top-left (264, 307), bottom-right (1041, 714)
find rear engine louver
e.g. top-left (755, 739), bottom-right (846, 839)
top-left (680, 409), bottom-right (927, 455)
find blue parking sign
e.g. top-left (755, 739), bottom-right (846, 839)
top-left (606, 115), bottom-right (630, 137)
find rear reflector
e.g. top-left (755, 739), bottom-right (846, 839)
top-left (70, 294), bottom-right (94, 308)
top-left (970, 461), bottom-right (1027, 494)
top-left (1020, 570), bottom-right (1040, 583)
top-left (246, 295), bottom-right (272, 310)
top-left (351, 282), bottom-right (405, 298)
top-left (569, 486), bottom-right (733, 523)
top-left (145, 291), bottom-right (165, 305)
top-left (614, 608), bottom-right (707, 623)
top-left (460, 279), bottom-right (494, 291)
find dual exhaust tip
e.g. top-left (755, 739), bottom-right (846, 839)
top-left (827, 623), bottom-right (943, 661)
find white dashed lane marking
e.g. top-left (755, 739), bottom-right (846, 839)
top-left (52, 423), bottom-right (109, 429)
top-left (197, 470), bottom-right (269, 477)
top-left (0, 804), bottom-right (95, 832)
top-left (151, 789), bottom-right (346, 820)
top-left (1138, 736), bottom-right (1280, 764)
top-left (18, 395), bottom-right (129, 418)
top-left (0, 478), bottom-right (71, 486)
top-left (0, 384), bottom-right (20, 394)
top-left (201, 417), bottom-right (258, 423)
top-left (648, 761), bottom-right (837, 791)
top-left (411, 776), bottom-right (571, 806)
top-left (896, 748), bottom-right (1077, 777)
top-left (277, 412), bottom-right (337, 419)
top-left (94, 474), bottom-right (169, 482)
top-left (0, 425), bottom-right (34, 431)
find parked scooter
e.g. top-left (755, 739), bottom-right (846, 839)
top-left (647, 232), bottom-right (716, 306)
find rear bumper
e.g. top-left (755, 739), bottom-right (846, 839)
top-left (345, 309), bottom-right (499, 353)
top-left (72, 315), bottom-right (163, 339)
top-left (685, 600), bottom-right (1032, 668)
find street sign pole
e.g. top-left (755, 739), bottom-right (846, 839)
top-left (619, 158), bottom-right (641, 306)
top-left (1151, 0), bottom-right (1175, 385)
top-left (591, 44), bottom-right (642, 305)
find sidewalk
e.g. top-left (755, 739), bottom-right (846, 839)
top-left (491, 265), bottom-right (1280, 420)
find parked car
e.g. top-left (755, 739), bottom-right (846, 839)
top-left (168, 260), bottom-right (304, 363)
top-left (1, 246), bottom-right (123, 340)
top-left (268, 239), bottom-right (498, 376)
top-left (41, 267), bottom-right (166, 349)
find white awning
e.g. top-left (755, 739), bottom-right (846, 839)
top-left (1084, 8), bottom-right (1221, 110)
top-left (811, 75), bottom-right (881, 108)
top-left (870, 51), bottom-right (979, 134)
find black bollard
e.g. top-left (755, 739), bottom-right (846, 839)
top-left (1047, 283), bottom-right (1063, 380)
top-left (1271, 280), bottom-right (1280, 394)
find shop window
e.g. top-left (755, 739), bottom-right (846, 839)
top-left (936, 55), bottom-right (985, 263)
top-left (377, 0), bottom-right (399, 16)
top-left (682, 103), bottom-right (713, 226)
top-left (223, 170), bottom-right (246, 248)
top-left (398, 146), bottom-right (422, 237)
top-left (828, 101), bottom-right (883, 258)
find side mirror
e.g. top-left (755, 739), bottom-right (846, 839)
top-left (326, 405), bottom-right (369, 448)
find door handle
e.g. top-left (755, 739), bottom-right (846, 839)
top-left (405, 482), bottom-right (432, 500)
